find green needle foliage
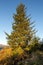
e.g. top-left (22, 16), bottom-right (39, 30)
top-left (0, 3), bottom-right (43, 65)
top-left (5, 3), bottom-right (35, 48)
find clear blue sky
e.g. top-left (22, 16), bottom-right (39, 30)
top-left (0, 0), bottom-right (43, 45)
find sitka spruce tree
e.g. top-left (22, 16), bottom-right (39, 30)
top-left (6, 3), bottom-right (35, 48)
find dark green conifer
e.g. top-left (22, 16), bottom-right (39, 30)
top-left (5, 4), bottom-right (35, 48)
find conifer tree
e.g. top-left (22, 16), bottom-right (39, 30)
top-left (6, 4), bottom-right (35, 48)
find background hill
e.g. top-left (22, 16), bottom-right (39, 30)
top-left (0, 44), bottom-right (7, 50)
